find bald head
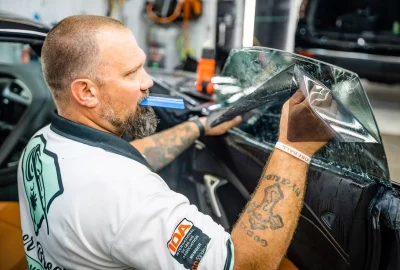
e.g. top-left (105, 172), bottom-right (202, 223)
top-left (41, 15), bottom-right (127, 103)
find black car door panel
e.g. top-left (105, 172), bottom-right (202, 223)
top-left (289, 214), bottom-right (351, 270)
top-left (210, 132), bottom-right (382, 269)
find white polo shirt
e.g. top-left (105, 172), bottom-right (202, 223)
top-left (17, 113), bottom-right (234, 270)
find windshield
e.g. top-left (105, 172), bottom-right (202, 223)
top-left (210, 47), bottom-right (390, 185)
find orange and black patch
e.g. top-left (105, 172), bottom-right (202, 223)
top-left (167, 218), bottom-right (210, 269)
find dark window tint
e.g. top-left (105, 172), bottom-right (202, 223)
top-left (214, 47), bottom-right (390, 184)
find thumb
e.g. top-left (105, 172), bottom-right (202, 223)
top-left (233, 115), bottom-right (243, 124)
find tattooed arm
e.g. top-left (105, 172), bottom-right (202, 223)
top-left (231, 91), bottom-right (331, 270)
top-left (231, 150), bottom-right (312, 270)
top-left (131, 116), bottom-right (242, 171)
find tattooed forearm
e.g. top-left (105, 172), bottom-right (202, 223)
top-left (239, 222), bottom-right (268, 247)
top-left (263, 174), bottom-right (301, 197)
top-left (247, 183), bottom-right (285, 231)
top-left (132, 122), bottom-right (199, 171)
top-left (231, 150), bottom-right (309, 269)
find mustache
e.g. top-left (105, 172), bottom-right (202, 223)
top-left (138, 89), bottom-right (150, 104)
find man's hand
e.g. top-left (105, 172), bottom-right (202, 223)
top-left (200, 116), bottom-right (242, 136)
top-left (279, 88), bottom-right (335, 156)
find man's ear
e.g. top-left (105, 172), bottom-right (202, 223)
top-left (70, 79), bottom-right (99, 108)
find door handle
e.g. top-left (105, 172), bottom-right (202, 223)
top-left (204, 174), bottom-right (227, 218)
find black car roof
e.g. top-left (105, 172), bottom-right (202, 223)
top-left (0, 11), bottom-right (51, 35)
top-left (0, 12), bottom-right (51, 55)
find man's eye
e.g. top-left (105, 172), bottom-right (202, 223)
top-left (127, 70), bottom-right (137, 76)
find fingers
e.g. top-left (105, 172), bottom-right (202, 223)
top-left (309, 87), bottom-right (330, 106)
top-left (306, 84), bottom-right (340, 120)
top-left (220, 116), bottom-right (242, 130)
top-left (329, 100), bottom-right (338, 117)
top-left (203, 116), bottom-right (242, 136)
top-left (290, 89), bottom-right (306, 104)
top-left (317, 90), bottom-right (332, 108)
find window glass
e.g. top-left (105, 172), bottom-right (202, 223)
top-left (0, 42), bottom-right (39, 64)
top-left (213, 47), bottom-right (390, 184)
top-left (0, 41), bottom-right (35, 166)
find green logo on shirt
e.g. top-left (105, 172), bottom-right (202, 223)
top-left (26, 254), bottom-right (44, 270)
top-left (22, 135), bottom-right (63, 236)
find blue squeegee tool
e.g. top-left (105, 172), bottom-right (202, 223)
top-left (140, 94), bottom-right (185, 110)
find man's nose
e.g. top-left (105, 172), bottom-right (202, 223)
top-left (140, 70), bottom-right (154, 90)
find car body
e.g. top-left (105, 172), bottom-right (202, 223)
top-left (0, 12), bottom-right (399, 270)
top-left (295, 0), bottom-right (400, 84)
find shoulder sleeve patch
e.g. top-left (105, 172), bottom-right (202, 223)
top-left (167, 218), bottom-right (210, 269)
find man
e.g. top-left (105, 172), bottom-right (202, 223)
top-left (18, 15), bottom-right (329, 269)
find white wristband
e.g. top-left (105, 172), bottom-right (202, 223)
top-left (275, 142), bottom-right (311, 164)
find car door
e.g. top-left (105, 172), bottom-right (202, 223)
top-left (185, 47), bottom-right (400, 270)
top-left (0, 13), bottom-right (53, 202)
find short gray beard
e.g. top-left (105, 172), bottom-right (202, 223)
top-left (101, 103), bottom-right (158, 139)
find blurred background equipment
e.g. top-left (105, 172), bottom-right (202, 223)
top-left (144, 0), bottom-right (204, 70)
top-left (145, 0), bottom-right (202, 24)
top-left (252, 0), bottom-right (300, 51)
top-left (106, 0), bottom-right (126, 19)
top-left (295, 0), bottom-right (400, 84)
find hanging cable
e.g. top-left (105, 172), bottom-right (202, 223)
top-left (107, 0), bottom-right (126, 18)
top-left (146, 0), bottom-right (184, 24)
top-left (182, 0), bottom-right (202, 51)
top-left (145, 0), bottom-right (202, 66)
top-left (182, 0), bottom-right (190, 51)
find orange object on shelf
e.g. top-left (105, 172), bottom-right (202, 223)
top-left (196, 49), bottom-right (215, 95)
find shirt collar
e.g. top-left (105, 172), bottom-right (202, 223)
top-left (50, 112), bottom-right (154, 171)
